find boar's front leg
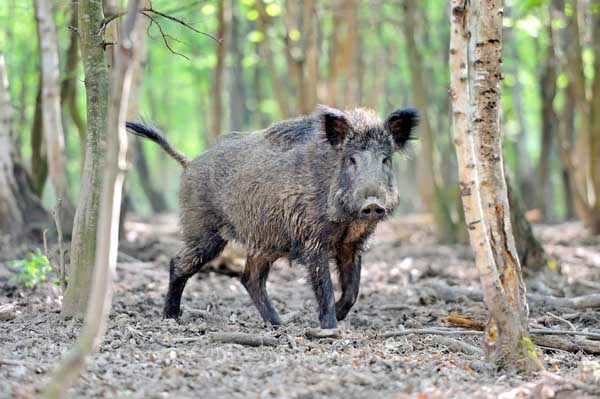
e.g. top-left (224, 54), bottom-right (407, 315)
top-left (304, 250), bottom-right (337, 329)
top-left (335, 243), bottom-right (361, 321)
top-left (241, 253), bottom-right (281, 326)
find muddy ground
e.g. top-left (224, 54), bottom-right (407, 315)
top-left (1, 215), bottom-right (600, 399)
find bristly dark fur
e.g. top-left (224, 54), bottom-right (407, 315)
top-left (127, 105), bottom-right (419, 329)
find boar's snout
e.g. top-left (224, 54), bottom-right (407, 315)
top-left (355, 182), bottom-right (388, 220)
top-left (360, 197), bottom-right (385, 220)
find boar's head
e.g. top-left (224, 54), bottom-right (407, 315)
top-left (319, 105), bottom-right (419, 223)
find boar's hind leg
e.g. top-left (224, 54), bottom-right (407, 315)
top-left (305, 251), bottom-right (337, 329)
top-left (163, 235), bottom-right (227, 319)
top-left (241, 253), bottom-right (281, 326)
top-left (335, 244), bottom-right (361, 321)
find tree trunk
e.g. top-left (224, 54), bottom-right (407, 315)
top-left (256, 0), bottom-right (290, 118)
top-left (30, 82), bottom-right (48, 197)
top-left (60, 0), bottom-right (86, 161)
top-left (0, 53), bottom-right (48, 235)
top-left (229, 9), bottom-right (248, 131)
top-left (125, 0), bottom-right (167, 214)
top-left (536, 12), bottom-right (558, 221)
top-left (34, 0), bottom-right (75, 233)
top-left (284, 0), bottom-right (319, 114)
top-left (41, 2), bottom-right (141, 397)
top-left (327, 0), bottom-right (359, 108)
top-left (209, 0), bottom-right (231, 144)
top-left (134, 139), bottom-right (167, 213)
top-left (401, 0), bottom-right (460, 243)
top-left (589, 0), bottom-right (600, 233)
top-left (449, 0), bottom-right (543, 371)
top-left (62, 0), bottom-right (111, 318)
top-left (566, 0), bottom-right (592, 225)
top-left (507, 176), bottom-right (547, 271)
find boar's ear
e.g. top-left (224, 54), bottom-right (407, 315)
top-left (384, 108), bottom-right (419, 150)
top-left (317, 104), bottom-right (351, 148)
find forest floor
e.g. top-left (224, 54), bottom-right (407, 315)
top-left (1, 214), bottom-right (600, 399)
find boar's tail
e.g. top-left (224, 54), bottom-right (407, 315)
top-left (126, 122), bottom-right (189, 167)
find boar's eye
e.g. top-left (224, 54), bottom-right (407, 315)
top-left (349, 156), bottom-right (357, 166)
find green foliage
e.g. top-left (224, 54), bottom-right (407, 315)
top-left (8, 249), bottom-right (52, 288)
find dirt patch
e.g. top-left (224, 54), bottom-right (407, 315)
top-left (1, 217), bottom-right (599, 398)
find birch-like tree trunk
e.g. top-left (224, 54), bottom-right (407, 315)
top-left (42, 2), bottom-right (141, 397)
top-left (0, 53), bottom-right (47, 235)
top-left (449, 0), bottom-right (543, 371)
top-left (62, 0), bottom-right (111, 318)
top-left (34, 0), bottom-right (74, 232)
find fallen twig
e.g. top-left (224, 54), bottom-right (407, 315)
top-left (430, 336), bottom-right (483, 356)
top-left (533, 335), bottom-right (600, 355)
top-left (445, 314), bottom-right (486, 330)
top-left (381, 328), bottom-right (483, 338)
top-left (546, 312), bottom-right (577, 331)
top-left (209, 332), bottom-right (279, 347)
top-left (305, 328), bottom-right (341, 339)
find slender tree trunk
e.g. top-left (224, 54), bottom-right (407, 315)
top-left (62, 0), bottom-right (111, 318)
top-left (60, 0), bottom-right (86, 161)
top-left (30, 82), bottom-right (48, 196)
top-left (125, 0), bottom-right (167, 214)
top-left (0, 53), bottom-right (48, 235)
top-left (449, 0), bottom-right (543, 371)
top-left (537, 12), bottom-right (558, 221)
top-left (256, 0), bottom-right (290, 118)
top-left (327, 0), bottom-right (358, 108)
top-left (302, 0), bottom-right (319, 113)
top-left (229, 9), bottom-right (248, 131)
top-left (209, 0), bottom-right (231, 144)
top-left (507, 176), bottom-right (547, 271)
top-left (134, 140), bottom-right (167, 212)
top-left (589, 0), bottom-right (600, 233)
top-left (42, 2), bottom-right (141, 397)
top-left (401, 0), bottom-right (460, 243)
top-left (34, 0), bottom-right (75, 232)
top-left (566, 0), bottom-right (592, 225)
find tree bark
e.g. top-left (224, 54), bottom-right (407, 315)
top-left (134, 140), bottom-right (167, 212)
top-left (62, 0), bottom-right (111, 318)
top-left (60, 0), bottom-right (86, 161)
top-left (507, 176), bottom-right (547, 271)
top-left (401, 0), bottom-right (461, 244)
top-left (0, 53), bottom-right (48, 235)
top-left (34, 0), bottom-right (75, 233)
top-left (327, 0), bottom-right (359, 108)
top-left (589, 0), bottom-right (600, 232)
top-left (229, 9), bottom-right (248, 131)
top-left (42, 2), bottom-right (141, 396)
top-left (30, 82), bottom-right (48, 197)
top-left (256, 0), bottom-right (290, 118)
top-left (536, 11), bottom-right (558, 221)
top-left (283, 0), bottom-right (319, 114)
top-left (209, 0), bottom-right (231, 144)
top-left (449, 0), bottom-right (543, 371)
